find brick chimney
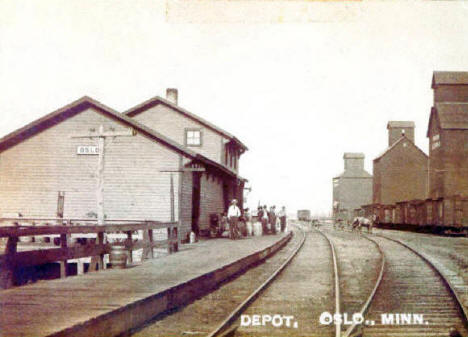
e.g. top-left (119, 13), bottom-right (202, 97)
top-left (166, 88), bottom-right (178, 105)
top-left (343, 153), bottom-right (365, 172)
top-left (387, 121), bottom-right (415, 146)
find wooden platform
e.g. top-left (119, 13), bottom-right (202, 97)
top-left (0, 233), bottom-right (291, 337)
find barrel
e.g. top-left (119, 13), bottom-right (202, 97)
top-left (109, 245), bottom-right (128, 269)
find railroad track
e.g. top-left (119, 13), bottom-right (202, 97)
top-left (315, 228), bottom-right (342, 337)
top-left (206, 223), bottom-right (307, 337)
top-left (209, 224), bottom-right (373, 337)
top-left (317, 227), bottom-right (468, 337)
top-left (315, 228), bottom-right (384, 337)
top-left (339, 232), bottom-right (468, 337)
top-left (130, 224), bottom-right (308, 337)
top-left (133, 223), bottom-right (467, 337)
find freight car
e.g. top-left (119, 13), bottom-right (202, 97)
top-left (360, 195), bottom-right (468, 235)
top-left (297, 210), bottom-right (311, 222)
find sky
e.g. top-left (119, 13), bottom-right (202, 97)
top-left (1, 0), bottom-right (468, 216)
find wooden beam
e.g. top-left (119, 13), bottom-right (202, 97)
top-left (1, 244), bottom-right (110, 268)
top-left (159, 168), bottom-right (205, 172)
top-left (0, 222), bottom-right (178, 237)
top-left (129, 239), bottom-right (168, 251)
top-left (0, 222), bottom-right (179, 288)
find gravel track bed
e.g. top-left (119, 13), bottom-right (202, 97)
top-left (234, 228), bottom-right (334, 337)
top-left (375, 228), bottom-right (468, 315)
top-left (321, 228), bottom-right (381, 318)
top-left (130, 229), bottom-right (302, 337)
top-left (362, 236), bottom-right (468, 337)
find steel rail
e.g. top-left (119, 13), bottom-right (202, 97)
top-left (342, 233), bottom-right (386, 337)
top-left (375, 233), bottom-right (468, 331)
top-left (315, 229), bottom-right (341, 337)
top-left (206, 224), bottom-right (306, 337)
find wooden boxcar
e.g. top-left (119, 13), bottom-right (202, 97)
top-left (361, 195), bottom-right (467, 233)
top-left (297, 209), bottom-right (311, 222)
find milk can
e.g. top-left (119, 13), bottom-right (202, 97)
top-left (189, 231), bottom-right (196, 243)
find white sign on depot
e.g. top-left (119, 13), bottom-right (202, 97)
top-left (77, 145), bottom-right (99, 155)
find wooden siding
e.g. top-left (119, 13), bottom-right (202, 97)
top-left (429, 78), bottom-right (468, 199)
top-left (373, 160), bottom-right (382, 204)
top-left (373, 140), bottom-right (428, 205)
top-left (198, 173), bottom-right (225, 231)
top-left (0, 108), bottom-right (180, 222)
top-left (440, 129), bottom-right (468, 198)
top-left (428, 117), bottom-right (444, 199)
top-left (434, 85), bottom-right (468, 103)
top-left (428, 113), bottom-right (468, 200)
top-left (388, 127), bottom-right (414, 147)
top-left (131, 104), bottom-right (226, 165)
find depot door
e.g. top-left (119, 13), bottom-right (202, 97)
top-left (191, 172), bottom-right (201, 234)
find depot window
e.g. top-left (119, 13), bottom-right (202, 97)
top-left (186, 129), bottom-right (202, 146)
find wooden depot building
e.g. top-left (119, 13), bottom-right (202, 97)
top-left (0, 89), bottom-right (247, 240)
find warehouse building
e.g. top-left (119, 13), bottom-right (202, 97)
top-left (0, 91), bottom-right (247, 240)
top-left (428, 71), bottom-right (468, 199)
top-left (332, 153), bottom-right (372, 221)
top-left (373, 121), bottom-right (428, 206)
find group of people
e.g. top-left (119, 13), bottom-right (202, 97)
top-left (256, 204), bottom-right (287, 235)
top-left (225, 199), bottom-right (287, 240)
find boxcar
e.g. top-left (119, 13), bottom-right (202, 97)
top-left (297, 210), bottom-right (311, 222)
top-left (361, 196), bottom-right (467, 234)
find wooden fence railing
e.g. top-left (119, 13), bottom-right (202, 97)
top-left (0, 219), bottom-right (179, 289)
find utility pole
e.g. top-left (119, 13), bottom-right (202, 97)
top-left (72, 125), bottom-right (135, 225)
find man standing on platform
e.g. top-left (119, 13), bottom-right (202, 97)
top-left (269, 205), bottom-right (277, 234)
top-left (228, 199), bottom-right (241, 240)
top-left (261, 205), bottom-right (269, 234)
top-left (278, 206), bottom-right (287, 232)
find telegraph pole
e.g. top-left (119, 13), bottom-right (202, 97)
top-left (72, 125), bottom-right (135, 225)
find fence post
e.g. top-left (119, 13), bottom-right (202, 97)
top-left (172, 226), bottom-right (178, 252)
top-left (142, 228), bottom-right (154, 260)
top-left (89, 232), bottom-right (104, 272)
top-left (148, 229), bottom-right (154, 258)
top-left (126, 231), bottom-right (133, 263)
top-left (167, 227), bottom-right (172, 254)
top-left (98, 232), bottom-right (105, 269)
top-left (59, 233), bottom-right (69, 278)
top-left (0, 236), bottom-right (18, 289)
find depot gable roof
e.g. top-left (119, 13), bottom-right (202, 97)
top-left (0, 96), bottom-right (197, 158)
top-left (125, 95), bottom-right (248, 152)
top-left (0, 96), bottom-right (241, 179)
